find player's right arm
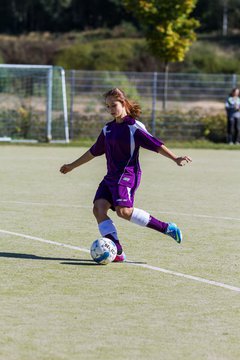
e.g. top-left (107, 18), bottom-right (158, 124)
top-left (60, 129), bottom-right (105, 174)
top-left (60, 149), bottom-right (95, 174)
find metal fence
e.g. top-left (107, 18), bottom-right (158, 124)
top-left (0, 68), bottom-right (237, 142)
top-left (65, 70), bottom-right (237, 139)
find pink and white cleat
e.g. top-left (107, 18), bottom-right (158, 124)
top-left (113, 251), bottom-right (126, 262)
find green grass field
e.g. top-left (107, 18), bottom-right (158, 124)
top-left (0, 145), bottom-right (240, 360)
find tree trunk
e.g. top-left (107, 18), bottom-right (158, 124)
top-left (222, 0), bottom-right (228, 36)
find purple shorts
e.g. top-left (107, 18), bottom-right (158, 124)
top-left (93, 179), bottom-right (138, 210)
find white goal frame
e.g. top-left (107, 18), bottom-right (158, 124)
top-left (0, 64), bottom-right (69, 143)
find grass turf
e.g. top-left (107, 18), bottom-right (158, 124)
top-left (0, 146), bottom-right (239, 360)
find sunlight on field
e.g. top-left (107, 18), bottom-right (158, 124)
top-left (0, 146), bottom-right (239, 360)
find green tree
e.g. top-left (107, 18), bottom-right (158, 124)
top-left (123, 0), bottom-right (199, 109)
top-left (193, 0), bottom-right (240, 34)
top-left (0, 0), bottom-right (130, 33)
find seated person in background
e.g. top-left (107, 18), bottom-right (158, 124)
top-left (225, 88), bottom-right (240, 144)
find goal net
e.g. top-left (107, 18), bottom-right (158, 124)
top-left (0, 65), bottom-right (69, 143)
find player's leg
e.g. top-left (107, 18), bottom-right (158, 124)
top-left (93, 180), bottom-right (124, 255)
top-left (93, 198), bottom-right (111, 223)
top-left (93, 198), bottom-right (124, 255)
top-left (116, 206), bottom-right (182, 244)
top-left (114, 185), bottom-right (182, 244)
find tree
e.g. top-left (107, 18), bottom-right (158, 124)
top-left (123, 0), bottom-right (199, 109)
top-left (193, 0), bottom-right (240, 34)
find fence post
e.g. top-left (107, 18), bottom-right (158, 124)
top-left (151, 72), bottom-right (157, 136)
top-left (46, 67), bottom-right (53, 142)
top-left (60, 68), bottom-right (69, 143)
top-left (69, 70), bottom-right (75, 140)
top-left (162, 64), bottom-right (169, 111)
top-left (232, 74), bottom-right (237, 88)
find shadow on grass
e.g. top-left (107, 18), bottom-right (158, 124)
top-left (62, 260), bottom-right (147, 265)
top-left (61, 261), bottom-right (100, 266)
top-left (0, 252), bottom-right (97, 265)
top-left (0, 252), bottom-right (147, 266)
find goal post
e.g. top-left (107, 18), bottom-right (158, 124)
top-left (0, 64), bottom-right (69, 143)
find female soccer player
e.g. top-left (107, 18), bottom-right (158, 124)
top-left (60, 88), bottom-right (192, 262)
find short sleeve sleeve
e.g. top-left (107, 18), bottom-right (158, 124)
top-left (135, 125), bottom-right (164, 153)
top-left (90, 130), bottom-right (105, 156)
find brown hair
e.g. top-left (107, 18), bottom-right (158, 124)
top-left (104, 88), bottom-right (141, 118)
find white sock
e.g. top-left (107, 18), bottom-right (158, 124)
top-left (130, 208), bottom-right (150, 227)
top-left (98, 219), bottom-right (119, 240)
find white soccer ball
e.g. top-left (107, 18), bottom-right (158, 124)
top-left (90, 237), bottom-right (117, 265)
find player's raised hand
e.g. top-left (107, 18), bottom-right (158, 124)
top-left (60, 164), bottom-right (74, 174)
top-left (175, 156), bottom-right (192, 167)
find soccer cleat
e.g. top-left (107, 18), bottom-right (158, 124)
top-left (165, 223), bottom-right (182, 244)
top-left (113, 251), bottom-right (126, 262)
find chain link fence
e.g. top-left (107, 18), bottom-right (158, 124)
top-left (0, 67), bottom-right (237, 142)
top-left (66, 70), bottom-right (237, 140)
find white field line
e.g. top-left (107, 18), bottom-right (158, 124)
top-left (1, 200), bottom-right (240, 222)
top-left (0, 200), bottom-right (90, 209)
top-left (0, 229), bottom-right (89, 254)
top-left (0, 228), bottom-right (240, 293)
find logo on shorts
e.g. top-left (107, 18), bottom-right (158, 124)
top-left (116, 199), bottom-right (128, 202)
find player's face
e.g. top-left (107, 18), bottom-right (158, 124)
top-left (234, 89), bottom-right (239, 97)
top-left (105, 96), bottom-right (127, 120)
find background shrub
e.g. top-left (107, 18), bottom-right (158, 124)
top-left (55, 38), bottom-right (143, 71)
top-left (201, 113), bottom-right (227, 142)
top-left (0, 35), bottom-right (59, 65)
top-left (183, 41), bottom-right (240, 74)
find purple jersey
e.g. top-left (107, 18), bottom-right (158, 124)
top-left (90, 116), bottom-right (163, 188)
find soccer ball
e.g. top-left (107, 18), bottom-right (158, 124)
top-left (90, 237), bottom-right (117, 265)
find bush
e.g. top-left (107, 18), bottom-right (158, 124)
top-left (99, 72), bottom-right (140, 99)
top-left (183, 42), bottom-right (240, 74)
top-left (154, 112), bottom-right (227, 142)
top-left (0, 50), bottom-right (4, 64)
top-left (201, 113), bottom-right (227, 142)
top-left (0, 107), bottom-right (43, 140)
top-left (67, 108), bottom-right (228, 143)
top-left (0, 35), bottom-right (59, 65)
top-left (55, 38), bottom-right (143, 71)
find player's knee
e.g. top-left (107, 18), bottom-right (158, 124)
top-left (93, 204), bottom-right (104, 218)
top-left (93, 201), bottom-right (109, 219)
top-left (116, 207), bottom-right (132, 220)
top-left (92, 204), bottom-right (98, 218)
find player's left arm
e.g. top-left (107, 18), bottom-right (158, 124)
top-left (158, 145), bottom-right (192, 167)
top-left (134, 125), bottom-right (192, 167)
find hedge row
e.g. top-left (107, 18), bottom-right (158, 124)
top-left (0, 107), bottom-right (227, 143)
top-left (69, 112), bottom-right (227, 142)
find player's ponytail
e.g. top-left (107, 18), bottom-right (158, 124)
top-left (104, 88), bottom-right (141, 119)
